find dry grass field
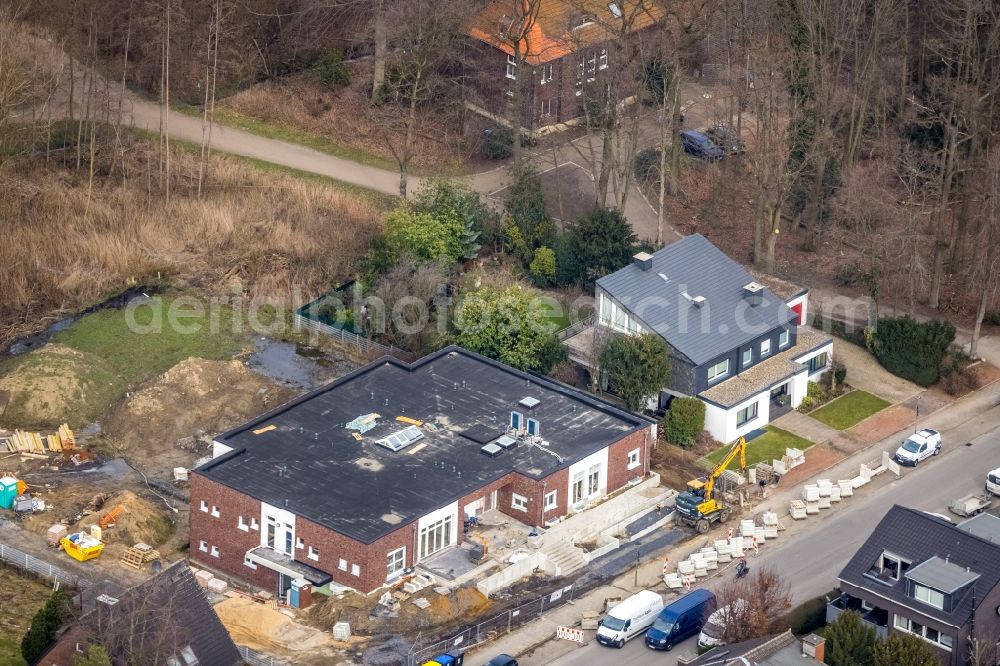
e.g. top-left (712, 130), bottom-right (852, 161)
top-left (0, 133), bottom-right (385, 348)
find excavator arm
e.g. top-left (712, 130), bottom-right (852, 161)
top-left (701, 436), bottom-right (747, 503)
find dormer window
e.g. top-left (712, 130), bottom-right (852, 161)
top-left (573, 14), bottom-right (596, 30)
top-left (874, 551), bottom-right (910, 581)
top-left (913, 584), bottom-right (945, 610)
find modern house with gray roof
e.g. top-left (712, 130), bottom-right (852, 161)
top-left (828, 505), bottom-right (1000, 665)
top-left (567, 234), bottom-right (831, 442)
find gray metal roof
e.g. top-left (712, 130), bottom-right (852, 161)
top-left (597, 234), bottom-right (796, 365)
top-left (839, 505), bottom-right (1000, 626)
top-left (906, 556), bottom-right (980, 593)
top-left (957, 512), bottom-right (1000, 543)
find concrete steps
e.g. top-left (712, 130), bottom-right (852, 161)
top-left (542, 540), bottom-right (587, 576)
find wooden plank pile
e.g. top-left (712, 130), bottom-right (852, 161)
top-left (121, 542), bottom-right (160, 569)
top-left (2, 424), bottom-right (75, 456)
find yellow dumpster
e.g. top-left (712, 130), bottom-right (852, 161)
top-left (60, 532), bottom-right (104, 562)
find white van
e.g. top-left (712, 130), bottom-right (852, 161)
top-left (987, 468), bottom-right (1000, 496)
top-left (698, 598), bottom-right (747, 649)
top-left (596, 590), bottom-right (664, 648)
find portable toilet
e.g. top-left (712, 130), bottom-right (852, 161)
top-left (0, 476), bottom-right (17, 510)
top-left (289, 578), bottom-right (312, 609)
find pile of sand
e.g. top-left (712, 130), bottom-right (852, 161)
top-left (103, 358), bottom-right (294, 457)
top-left (77, 489), bottom-right (174, 547)
top-left (0, 344), bottom-right (121, 427)
top-left (215, 597), bottom-right (333, 654)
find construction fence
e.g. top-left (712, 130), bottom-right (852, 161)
top-left (238, 645), bottom-right (290, 666)
top-left (406, 583), bottom-right (578, 665)
top-left (292, 310), bottom-right (413, 362)
top-left (0, 541), bottom-right (82, 588)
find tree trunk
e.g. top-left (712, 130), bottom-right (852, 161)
top-left (764, 206), bottom-right (780, 273)
top-left (668, 76), bottom-right (681, 196)
top-left (969, 286), bottom-right (988, 359)
top-left (399, 69), bottom-right (422, 197)
top-left (372, 4), bottom-right (386, 101)
top-left (656, 76), bottom-right (668, 246)
top-left (511, 48), bottom-right (523, 165)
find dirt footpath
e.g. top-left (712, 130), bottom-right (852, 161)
top-left (834, 340), bottom-right (922, 403)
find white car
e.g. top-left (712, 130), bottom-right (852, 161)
top-left (894, 428), bottom-right (941, 466)
top-left (986, 468), bottom-right (1000, 496)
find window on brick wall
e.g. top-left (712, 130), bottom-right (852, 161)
top-left (296, 537), bottom-right (304, 550)
top-left (511, 493), bottom-right (528, 511)
top-left (238, 516), bottom-right (248, 531)
top-left (541, 63), bottom-right (553, 84)
top-left (627, 448), bottom-right (641, 470)
top-left (506, 54), bottom-right (517, 80)
top-left (244, 555), bottom-right (257, 569)
top-left (351, 563), bottom-right (360, 576)
top-left (339, 558), bottom-right (347, 571)
top-left (199, 540), bottom-right (207, 552)
top-left (308, 546), bottom-right (319, 561)
top-left (599, 48), bottom-right (608, 70)
top-left (199, 500), bottom-right (208, 512)
top-left (250, 517), bottom-right (259, 530)
top-left (210, 545), bottom-right (219, 558)
top-left (387, 547), bottom-right (406, 579)
top-left (543, 491), bottom-right (557, 511)
top-left (587, 52), bottom-right (597, 81)
top-left (210, 505), bottom-right (220, 518)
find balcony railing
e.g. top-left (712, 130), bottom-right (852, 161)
top-left (827, 593), bottom-right (890, 638)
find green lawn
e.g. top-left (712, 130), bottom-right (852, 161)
top-left (52, 296), bottom-right (245, 386)
top-left (705, 426), bottom-right (813, 469)
top-left (809, 389), bottom-right (891, 430)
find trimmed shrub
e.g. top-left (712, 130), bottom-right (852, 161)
top-left (21, 590), bottom-right (72, 664)
top-left (529, 246), bottom-right (557, 287)
top-left (663, 397), bottom-right (705, 448)
top-left (868, 316), bottom-right (955, 386)
top-left (311, 49), bottom-right (350, 88)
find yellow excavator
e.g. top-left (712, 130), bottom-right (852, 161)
top-left (674, 436), bottom-right (747, 533)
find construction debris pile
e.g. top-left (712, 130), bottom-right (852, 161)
top-left (1, 424), bottom-right (78, 457)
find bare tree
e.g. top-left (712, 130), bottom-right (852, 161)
top-left (711, 566), bottom-right (793, 644)
top-left (493, 0), bottom-right (543, 164)
top-left (968, 145), bottom-right (1000, 359)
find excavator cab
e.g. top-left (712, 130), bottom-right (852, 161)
top-left (674, 437), bottom-right (747, 533)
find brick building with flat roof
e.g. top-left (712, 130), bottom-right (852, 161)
top-left (190, 345), bottom-right (655, 596)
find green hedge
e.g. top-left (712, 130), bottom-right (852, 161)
top-left (664, 397), bottom-right (705, 447)
top-left (867, 316), bottom-right (955, 387)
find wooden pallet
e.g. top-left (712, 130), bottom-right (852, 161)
top-left (120, 547), bottom-right (145, 569)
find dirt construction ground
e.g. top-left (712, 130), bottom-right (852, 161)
top-left (100, 358), bottom-right (297, 484)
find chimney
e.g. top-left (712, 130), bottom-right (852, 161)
top-left (633, 252), bottom-right (653, 271)
top-left (743, 281), bottom-right (765, 306)
top-left (802, 634), bottom-right (825, 662)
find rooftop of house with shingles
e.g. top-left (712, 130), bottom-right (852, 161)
top-left (197, 346), bottom-right (651, 544)
top-left (699, 327), bottom-right (832, 407)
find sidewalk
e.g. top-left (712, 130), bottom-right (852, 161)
top-left (466, 377), bottom-right (1000, 664)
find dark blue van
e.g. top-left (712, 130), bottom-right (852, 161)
top-left (644, 588), bottom-right (715, 651)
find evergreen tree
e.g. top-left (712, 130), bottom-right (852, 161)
top-left (872, 632), bottom-right (940, 666)
top-left (599, 333), bottom-right (670, 412)
top-left (824, 610), bottom-right (877, 666)
top-left (21, 590), bottom-right (71, 664)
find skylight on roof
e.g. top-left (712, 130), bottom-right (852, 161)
top-left (658, 272), bottom-right (669, 283)
top-left (519, 396), bottom-right (541, 409)
top-left (376, 425), bottom-right (424, 452)
top-left (608, 2), bottom-right (623, 18)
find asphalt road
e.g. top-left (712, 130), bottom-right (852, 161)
top-left (540, 405), bottom-right (1000, 666)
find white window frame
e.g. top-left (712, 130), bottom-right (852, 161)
top-left (541, 63), bottom-right (553, 83)
top-left (576, 58), bottom-right (584, 94)
top-left (527, 418), bottom-right (540, 436)
top-left (387, 547), bottom-right (406, 579)
top-left (587, 53), bottom-right (597, 81)
top-left (587, 464), bottom-right (601, 496)
top-left (540, 98), bottom-right (552, 116)
top-left (742, 349), bottom-right (752, 367)
top-left (199, 500), bottom-right (208, 513)
top-left (210, 545), bottom-right (219, 558)
top-left (338, 558), bottom-right (348, 571)
top-left (506, 54), bottom-right (517, 80)
top-left (512, 493), bottom-right (528, 512)
top-left (210, 505), bottom-right (220, 518)
top-left (914, 584), bottom-right (945, 609)
top-left (244, 555), bottom-right (257, 569)
top-left (543, 491), bottom-right (557, 511)
top-left (598, 48), bottom-right (608, 70)
top-left (627, 448), bottom-right (641, 470)
top-left (198, 540), bottom-right (208, 553)
top-left (707, 359), bottom-right (729, 383)
top-left (760, 339), bottom-right (771, 357)
top-left (779, 329), bottom-right (790, 348)
top-left (238, 516), bottom-right (248, 532)
top-left (351, 563), bottom-right (360, 577)
top-left (250, 517), bottom-right (259, 531)
top-left (308, 546), bottom-right (319, 561)
top-left (894, 614), bottom-right (953, 651)
top-left (296, 537), bottom-right (304, 550)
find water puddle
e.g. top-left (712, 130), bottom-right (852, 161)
top-left (247, 338), bottom-right (343, 390)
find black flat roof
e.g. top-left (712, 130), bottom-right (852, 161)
top-left (197, 346), bottom-right (651, 543)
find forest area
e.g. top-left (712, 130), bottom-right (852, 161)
top-left (1, 0), bottom-right (999, 350)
